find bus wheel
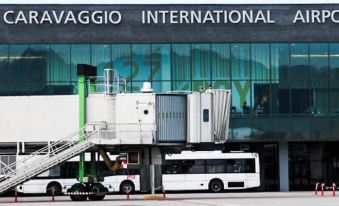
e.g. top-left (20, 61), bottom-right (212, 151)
top-left (209, 179), bottom-right (223, 193)
top-left (88, 183), bottom-right (107, 201)
top-left (46, 182), bottom-right (61, 196)
top-left (69, 183), bottom-right (87, 201)
top-left (120, 181), bottom-right (134, 194)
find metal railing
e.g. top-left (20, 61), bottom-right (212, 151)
top-left (0, 123), bottom-right (104, 194)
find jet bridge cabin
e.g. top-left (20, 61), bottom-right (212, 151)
top-left (87, 89), bottom-right (231, 146)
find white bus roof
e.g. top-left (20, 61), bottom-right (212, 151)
top-left (165, 151), bottom-right (258, 160)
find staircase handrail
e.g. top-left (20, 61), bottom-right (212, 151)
top-left (0, 123), bottom-right (101, 176)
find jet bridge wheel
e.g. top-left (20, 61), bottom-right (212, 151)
top-left (88, 183), bottom-right (108, 201)
top-left (69, 183), bottom-right (88, 201)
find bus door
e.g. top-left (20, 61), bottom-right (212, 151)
top-left (183, 160), bottom-right (207, 190)
top-left (162, 160), bottom-right (185, 190)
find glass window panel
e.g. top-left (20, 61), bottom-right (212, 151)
top-left (0, 45), bottom-right (8, 95)
top-left (29, 44), bottom-right (49, 90)
top-left (290, 44), bottom-right (310, 114)
top-left (9, 44), bottom-right (31, 94)
top-left (271, 44), bottom-right (289, 82)
top-left (192, 80), bottom-right (211, 92)
top-left (132, 81), bottom-right (143, 93)
top-left (112, 44), bottom-right (131, 81)
top-left (329, 43), bottom-right (339, 114)
top-left (231, 44), bottom-right (250, 80)
top-left (49, 45), bottom-right (70, 84)
top-left (152, 44), bottom-right (170, 81)
top-left (172, 81), bottom-right (191, 91)
top-left (92, 44), bottom-right (111, 78)
top-left (131, 44), bottom-right (151, 81)
top-left (211, 44), bottom-right (230, 80)
top-left (277, 83), bottom-right (290, 114)
top-left (28, 44), bottom-right (49, 94)
top-left (152, 81), bottom-right (171, 93)
top-left (232, 80), bottom-right (251, 114)
top-left (290, 43), bottom-right (309, 87)
top-left (251, 44), bottom-right (270, 80)
top-left (309, 44), bottom-right (329, 115)
top-left (311, 88), bottom-right (329, 115)
top-left (171, 44), bottom-right (191, 81)
top-left (71, 44), bottom-right (90, 81)
top-left (271, 44), bottom-right (289, 114)
top-left (253, 81), bottom-right (270, 115)
top-left (291, 83), bottom-right (311, 114)
top-left (192, 44), bottom-right (210, 80)
top-left (212, 80), bottom-right (231, 90)
top-left (310, 43), bottom-right (328, 82)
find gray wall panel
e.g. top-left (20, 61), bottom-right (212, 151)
top-left (0, 4), bottom-right (338, 43)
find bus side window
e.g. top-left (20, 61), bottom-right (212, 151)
top-left (206, 159), bottom-right (225, 173)
top-left (183, 160), bottom-right (204, 174)
top-left (245, 159), bottom-right (255, 173)
top-left (163, 160), bottom-right (183, 174)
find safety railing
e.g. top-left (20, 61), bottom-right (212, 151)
top-left (86, 68), bottom-right (127, 95)
top-left (0, 127), bottom-right (88, 177)
top-left (0, 126), bottom-right (103, 193)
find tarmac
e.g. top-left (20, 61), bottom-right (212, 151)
top-left (0, 191), bottom-right (338, 206)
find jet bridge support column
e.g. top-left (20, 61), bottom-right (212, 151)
top-left (140, 147), bottom-right (164, 193)
top-left (77, 64), bottom-right (97, 182)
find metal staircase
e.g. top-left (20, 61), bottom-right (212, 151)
top-left (0, 123), bottom-right (103, 194)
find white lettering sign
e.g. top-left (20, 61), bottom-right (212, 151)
top-left (2, 10), bottom-right (122, 25)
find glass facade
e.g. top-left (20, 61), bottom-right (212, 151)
top-left (1, 43), bottom-right (339, 141)
top-left (1, 43), bottom-right (338, 114)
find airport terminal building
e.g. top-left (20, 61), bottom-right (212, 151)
top-left (0, 2), bottom-right (339, 192)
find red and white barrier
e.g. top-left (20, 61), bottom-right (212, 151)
top-left (333, 183), bottom-right (336, 197)
top-left (315, 183), bottom-right (319, 196)
top-left (162, 186), bottom-right (166, 199)
top-left (321, 183), bottom-right (325, 196)
top-left (14, 191), bottom-right (18, 202)
top-left (314, 182), bottom-right (339, 197)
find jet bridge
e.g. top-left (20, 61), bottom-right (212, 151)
top-left (0, 64), bottom-right (231, 200)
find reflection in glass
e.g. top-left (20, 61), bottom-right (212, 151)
top-left (253, 81), bottom-right (270, 114)
top-left (192, 80), bottom-right (210, 92)
top-left (231, 44), bottom-right (250, 80)
top-left (232, 80), bottom-right (251, 114)
top-left (152, 44), bottom-right (170, 81)
top-left (50, 44), bottom-right (70, 84)
top-left (172, 45), bottom-right (191, 91)
top-left (92, 44), bottom-right (111, 77)
top-left (71, 44), bottom-right (90, 81)
top-left (330, 43), bottom-right (339, 114)
top-left (211, 44), bottom-right (230, 80)
top-left (192, 44), bottom-right (210, 80)
top-left (251, 44), bottom-right (270, 80)
top-left (0, 45), bottom-right (8, 94)
top-left (310, 43), bottom-right (329, 114)
top-left (271, 44), bottom-right (289, 82)
top-left (172, 44), bottom-right (190, 81)
top-left (132, 44), bottom-right (151, 81)
top-left (112, 44), bottom-right (131, 81)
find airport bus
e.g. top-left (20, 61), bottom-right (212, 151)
top-left (14, 151), bottom-right (259, 195)
top-left (162, 151), bottom-right (260, 192)
top-left (14, 154), bottom-right (140, 195)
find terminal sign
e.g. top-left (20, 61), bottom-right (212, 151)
top-left (2, 10), bottom-right (122, 25)
top-left (2, 9), bottom-right (339, 25)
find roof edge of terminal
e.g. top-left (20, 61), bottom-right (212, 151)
top-left (0, 0), bottom-right (338, 5)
